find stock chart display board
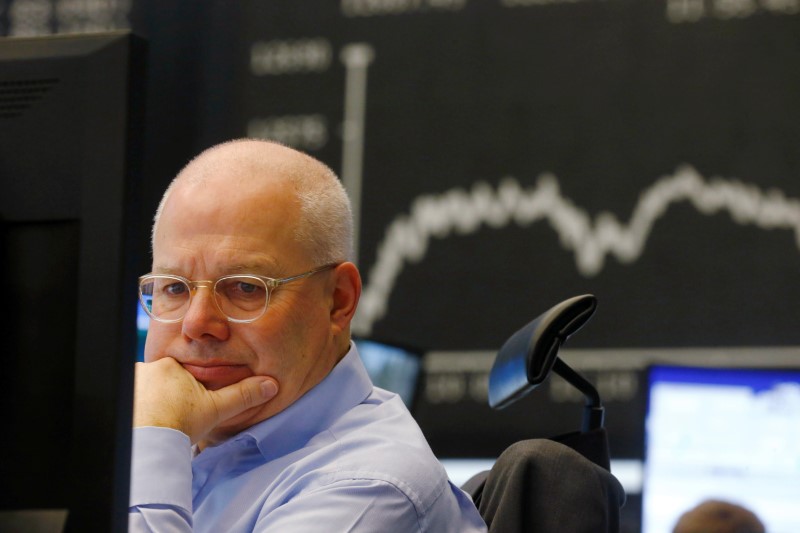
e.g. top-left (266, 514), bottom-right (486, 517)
top-left (233, 0), bottom-right (800, 350)
top-left (228, 1), bottom-right (800, 473)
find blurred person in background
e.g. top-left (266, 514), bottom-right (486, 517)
top-left (673, 499), bottom-right (765, 533)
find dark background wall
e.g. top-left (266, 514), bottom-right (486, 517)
top-left (3, 2), bottom-right (797, 348)
top-left (2, 2), bottom-right (799, 530)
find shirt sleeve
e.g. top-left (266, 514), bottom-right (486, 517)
top-left (128, 426), bottom-right (194, 533)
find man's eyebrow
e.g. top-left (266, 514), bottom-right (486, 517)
top-left (151, 266), bottom-right (183, 275)
top-left (149, 262), bottom-right (283, 277)
top-left (227, 261), bottom-right (282, 275)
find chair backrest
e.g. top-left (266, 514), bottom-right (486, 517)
top-left (467, 438), bottom-right (625, 533)
top-left (464, 295), bottom-right (626, 532)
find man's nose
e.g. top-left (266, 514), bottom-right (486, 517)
top-left (181, 286), bottom-right (230, 341)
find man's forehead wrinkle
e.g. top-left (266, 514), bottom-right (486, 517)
top-left (226, 261), bottom-right (286, 275)
top-left (152, 242), bottom-right (284, 277)
top-left (151, 262), bottom-right (284, 277)
top-left (150, 265), bottom-right (182, 275)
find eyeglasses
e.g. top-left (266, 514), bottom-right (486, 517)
top-left (138, 263), bottom-right (338, 323)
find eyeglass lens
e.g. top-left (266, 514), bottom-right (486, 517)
top-left (139, 275), bottom-right (269, 322)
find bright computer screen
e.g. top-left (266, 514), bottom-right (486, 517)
top-left (642, 365), bottom-right (800, 533)
top-left (354, 338), bottom-right (422, 408)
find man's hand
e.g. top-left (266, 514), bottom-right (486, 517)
top-left (133, 357), bottom-right (279, 444)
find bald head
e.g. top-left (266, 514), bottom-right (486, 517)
top-left (153, 139), bottom-right (353, 265)
top-left (673, 500), bottom-right (765, 533)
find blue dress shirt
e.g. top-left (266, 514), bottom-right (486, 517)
top-left (129, 345), bottom-right (488, 532)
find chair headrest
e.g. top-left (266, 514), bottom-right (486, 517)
top-left (488, 294), bottom-right (597, 409)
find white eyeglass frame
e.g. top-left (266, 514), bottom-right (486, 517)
top-left (138, 263), bottom-right (338, 324)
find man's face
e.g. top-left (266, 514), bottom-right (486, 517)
top-left (144, 175), bottom-right (339, 441)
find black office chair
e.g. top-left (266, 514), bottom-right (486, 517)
top-left (462, 295), bottom-right (626, 533)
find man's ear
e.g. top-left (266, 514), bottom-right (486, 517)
top-left (329, 262), bottom-right (361, 335)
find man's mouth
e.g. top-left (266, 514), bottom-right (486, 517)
top-left (180, 362), bottom-right (252, 390)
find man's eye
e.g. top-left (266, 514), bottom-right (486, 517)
top-left (235, 281), bottom-right (263, 296)
top-left (220, 279), bottom-right (265, 302)
top-left (164, 282), bottom-right (188, 296)
top-left (239, 282), bottom-right (258, 293)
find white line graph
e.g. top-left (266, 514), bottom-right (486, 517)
top-left (352, 164), bottom-right (800, 335)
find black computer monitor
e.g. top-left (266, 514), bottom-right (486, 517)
top-left (0, 31), bottom-right (146, 532)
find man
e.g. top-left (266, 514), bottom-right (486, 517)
top-left (672, 499), bottom-right (765, 533)
top-left (129, 139), bottom-right (487, 532)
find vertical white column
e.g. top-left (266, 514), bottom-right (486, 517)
top-left (340, 43), bottom-right (375, 263)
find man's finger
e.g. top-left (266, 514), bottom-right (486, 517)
top-left (210, 377), bottom-right (279, 424)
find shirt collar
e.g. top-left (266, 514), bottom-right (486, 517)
top-left (240, 342), bottom-right (373, 461)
